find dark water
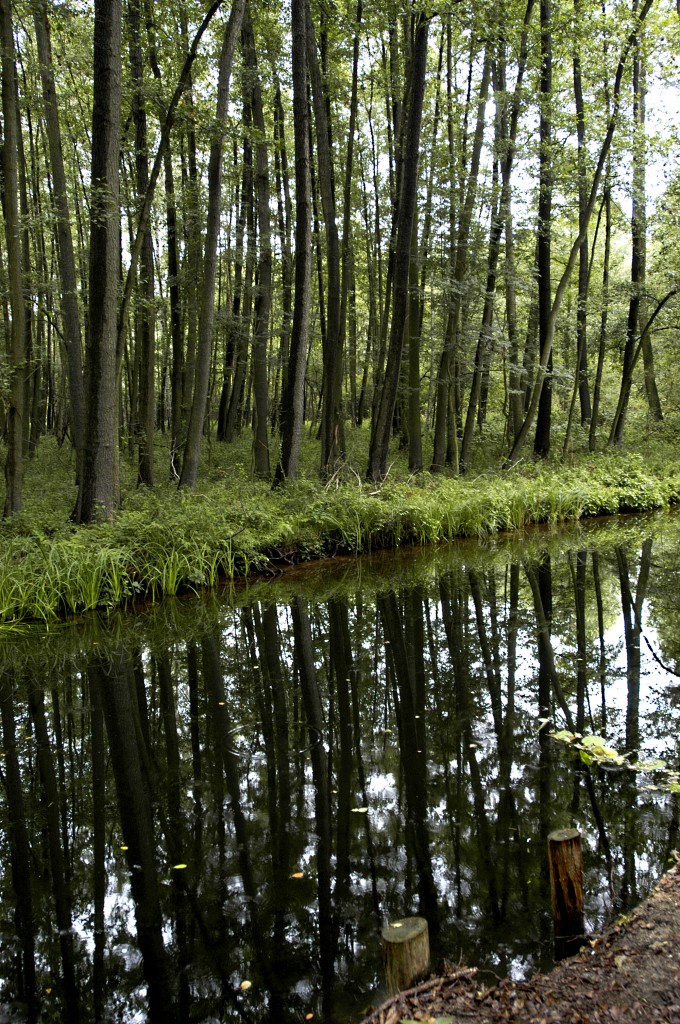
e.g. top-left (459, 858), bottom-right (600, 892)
top-left (1, 513), bottom-right (679, 1023)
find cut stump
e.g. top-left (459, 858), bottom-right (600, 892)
top-left (548, 827), bottom-right (585, 959)
top-left (382, 916), bottom-right (429, 995)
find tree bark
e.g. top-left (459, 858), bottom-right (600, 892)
top-left (1, 0), bottom-right (26, 515)
top-left (179, 0), bottom-right (245, 489)
top-left (274, 0), bottom-right (312, 484)
top-left (128, 0), bottom-right (155, 486)
top-left (77, 0), bottom-right (122, 522)
top-left (33, 1), bottom-right (85, 474)
top-left (243, 5), bottom-right (271, 477)
top-left (367, 12), bottom-right (430, 482)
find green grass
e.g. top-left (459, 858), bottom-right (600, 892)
top-left (2, 419), bottom-right (680, 624)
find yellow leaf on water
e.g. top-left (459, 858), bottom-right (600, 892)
top-left (240, 980), bottom-right (252, 991)
top-left (120, 845), bottom-right (128, 851)
top-left (172, 863), bottom-right (188, 870)
top-left (290, 871), bottom-right (304, 878)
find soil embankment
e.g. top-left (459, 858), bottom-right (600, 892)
top-left (360, 863), bottom-right (680, 1024)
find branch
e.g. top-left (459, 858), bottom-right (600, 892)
top-left (117, 0), bottom-right (225, 361)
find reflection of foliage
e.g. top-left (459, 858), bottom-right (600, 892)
top-left (1, 521), bottom-right (679, 1020)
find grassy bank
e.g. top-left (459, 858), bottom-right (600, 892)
top-left (2, 425), bottom-right (680, 624)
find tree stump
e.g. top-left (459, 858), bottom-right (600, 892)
top-left (382, 916), bottom-right (430, 995)
top-left (548, 828), bottom-right (585, 959)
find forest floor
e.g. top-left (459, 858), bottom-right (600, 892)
top-left (359, 863), bottom-right (680, 1024)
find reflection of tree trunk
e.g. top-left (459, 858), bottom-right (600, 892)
top-left (439, 575), bottom-right (500, 923)
top-left (260, 605), bottom-right (292, 870)
top-left (328, 600), bottom-right (355, 911)
top-left (0, 673), bottom-right (37, 1020)
top-left (380, 589), bottom-right (440, 931)
top-left (27, 678), bottom-right (80, 1021)
top-left (350, 600), bottom-right (381, 920)
top-left (252, 603), bottom-right (291, 968)
top-left (291, 598), bottom-right (335, 990)
top-left (187, 643), bottom-right (203, 859)
top-left (88, 669), bottom-right (107, 1022)
top-left (616, 539), bottom-right (652, 756)
top-left (469, 570), bottom-right (503, 735)
top-left (95, 650), bottom-right (177, 1023)
top-left (570, 551), bottom-right (589, 736)
top-left (201, 633), bottom-right (287, 1017)
top-left (156, 655), bottom-right (190, 1021)
top-left (526, 560), bottom-right (613, 867)
top-left (592, 552), bottom-right (608, 732)
top-left (50, 688), bottom-right (71, 879)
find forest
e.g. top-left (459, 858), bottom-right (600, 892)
top-left (1, 0), bottom-right (680, 524)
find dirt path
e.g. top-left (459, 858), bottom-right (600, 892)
top-left (360, 863), bottom-right (680, 1024)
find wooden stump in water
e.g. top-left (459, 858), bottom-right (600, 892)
top-left (548, 828), bottom-right (585, 959)
top-left (382, 916), bottom-right (430, 995)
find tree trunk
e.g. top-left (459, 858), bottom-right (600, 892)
top-left (533, 0), bottom-right (553, 459)
top-left (431, 38), bottom-right (491, 472)
top-left (307, 4), bottom-right (342, 475)
top-left (77, 0), bottom-right (122, 522)
top-left (34, 2), bottom-right (85, 473)
top-left (243, 4), bottom-right (271, 478)
top-left (179, 0), bottom-right (244, 489)
top-left (367, 12), bottom-right (429, 482)
top-left (274, 0), bottom-right (312, 484)
top-left (128, 0), bottom-right (155, 486)
top-left (1, 0), bottom-right (26, 516)
top-left (610, 16), bottom-right (661, 444)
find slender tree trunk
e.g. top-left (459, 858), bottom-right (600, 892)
top-left (274, 0), bottom-right (312, 484)
top-left (179, 0), bottom-right (244, 489)
top-left (573, 0), bottom-right (592, 427)
top-left (128, 0), bottom-right (155, 486)
top-left (610, 16), bottom-right (661, 443)
top-left (431, 39), bottom-right (491, 472)
top-left (590, 182), bottom-right (611, 450)
top-left (77, 0), bottom-right (122, 522)
top-left (506, 0), bottom-right (654, 466)
top-left (533, 0), bottom-right (553, 458)
top-left (243, 4), bottom-right (271, 477)
top-left (34, 2), bottom-right (85, 472)
top-left (307, 4), bottom-right (342, 474)
top-left (1, 0), bottom-right (25, 515)
top-left (367, 12), bottom-right (429, 482)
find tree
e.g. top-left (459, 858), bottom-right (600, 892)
top-left (367, 9), bottom-right (430, 483)
top-left (274, 0), bottom-right (312, 484)
top-left (1, 0), bottom-right (26, 516)
top-left (179, 0), bottom-right (245, 490)
top-left (76, 0), bottom-right (123, 523)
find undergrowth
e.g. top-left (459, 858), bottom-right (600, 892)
top-left (2, 422), bottom-right (680, 624)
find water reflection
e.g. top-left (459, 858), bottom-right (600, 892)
top-left (1, 517), bottom-right (679, 1022)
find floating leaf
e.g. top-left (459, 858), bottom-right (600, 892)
top-left (305, 1015), bottom-right (314, 1020)
top-left (240, 980), bottom-right (252, 991)
top-left (172, 863), bottom-right (188, 870)
top-left (551, 729), bottom-right (577, 744)
top-left (120, 845), bottom-right (129, 851)
top-left (351, 806), bottom-right (368, 813)
top-left (290, 871), bottom-right (304, 878)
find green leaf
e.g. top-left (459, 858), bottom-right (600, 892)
top-left (551, 729), bottom-right (577, 744)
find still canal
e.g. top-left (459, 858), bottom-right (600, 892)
top-left (1, 512), bottom-right (679, 1023)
